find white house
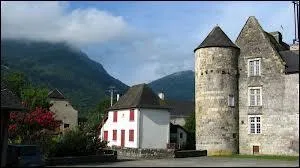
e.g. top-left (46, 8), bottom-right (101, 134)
top-left (99, 83), bottom-right (171, 149)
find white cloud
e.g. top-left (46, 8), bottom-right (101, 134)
top-left (1, 1), bottom-right (128, 45)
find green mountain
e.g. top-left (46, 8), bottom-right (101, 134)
top-left (1, 39), bottom-right (129, 116)
top-left (148, 70), bottom-right (195, 101)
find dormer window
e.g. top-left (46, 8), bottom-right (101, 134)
top-left (248, 58), bottom-right (261, 76)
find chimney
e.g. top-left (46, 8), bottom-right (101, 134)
top-left (158, 92), bottom-right (164, 100)
top-left (116, 94), bottom-right (120, 101)
top-left (270, 31), bottom-right (283, 44)
top-left (290, 43), bottom-right (299, 51)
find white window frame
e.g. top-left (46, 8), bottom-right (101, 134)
top-left (248, 58), bottom-right (261, 77)
top-left (228, 94), bottom-right (235, 107)
top-left (248, 115), bottom-right (262, 134)
top-left (248, 87), bottom-right (262, 106)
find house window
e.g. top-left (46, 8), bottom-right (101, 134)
top-left (179, 133), bottom-right (183, 139)
top-left (228, 95), bottom-right (235, 107)
top-left (113, 111), bottom-right (118, 122)
top-left (129, 130), bottom-right (134, 141)
top-left (248, 58), bottom-right (261, 76)
top-left (113, 130), bottom-right (117, 141)
top-left (249, 116), bottom-right (261, 134)
top-left (129, 109), bottom-right (134, 121)
top-left (103, 131), bottom-right (108, 141)
top-left (64, 124), bottom-right (70, 128)
top-left (248, 87), bottom-right (262, 106)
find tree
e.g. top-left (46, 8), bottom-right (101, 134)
top-left (1, 71), bottom-right (28, 97)
top-left (86, 98), bottom-right (111, 130)
top-left (184, 111), bottom-right (195, 133)
top-left (21, 86), bottom-right (51, 111)
top-left (184, 111), bottom-right (196, 150)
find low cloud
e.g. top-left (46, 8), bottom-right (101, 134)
top-left (1, 1), bottom-right (128, 45)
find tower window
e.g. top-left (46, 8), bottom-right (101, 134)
top-left (248, 87), bottom-right (262, 106)
top-left (228, 95), bottom-right (235, 107)
top-left (248, 58), bottom-right (261, 76)
top-left (248, 115), bottom-right (261, 134)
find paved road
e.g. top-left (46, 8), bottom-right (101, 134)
top-left (53, 156), bottom-right (299, 167)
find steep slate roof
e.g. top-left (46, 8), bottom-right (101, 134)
top-left (107, 83), bottom-right (171, 111)
top-left (1, 81), bottom-right (25, 111)
top-left (48, 88), bottom-right (65, 99)
top-left (166, 100), bottom-right (194, 117)
top-left (264, 31), bottom-right (290, 52)
top-left (264, 31), bottom-right (299, 74)
top-left (194, 26), bottom-right (239, 52)
top-left (280, 50), bottom-right (299, 74)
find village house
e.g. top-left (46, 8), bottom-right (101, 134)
top-left (194, 16), bottom-right (299, 156)
top-left (1, 82), bottom-right (25, 167)
top-left (99, 84), bottom-right (171, 149)
top-left (169, 123), bottom-right (188, 149)
top-left (48, 88), bottom-right (78, 133)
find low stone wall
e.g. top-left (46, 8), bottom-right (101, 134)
top-left (111, 147), bottom-right (175, 160)
top-left (175, 150), bottom-right (207, 158)
top-left (46, 151), bottom-right (117, 166)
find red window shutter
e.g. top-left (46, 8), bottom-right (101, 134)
top-left (129, 129), bottom-right (134, 141)
top-left (104, 131), bottom-right (108, 141)
top-left (113, 111), bottom-right (117, 122)
top-left (129, 109), bottom-right (134, 121)
top-left (113, 130), bottom-right (117, 140)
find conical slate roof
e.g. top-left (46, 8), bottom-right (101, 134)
top-left (194, 26), bottom-right (239, 52)
top-left (108, 83), bottom-right (170, 111)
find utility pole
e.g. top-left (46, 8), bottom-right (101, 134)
top-left (107, 86), bottom-right (117, 107)
top-left (292, 1), bottom-right (299, 44)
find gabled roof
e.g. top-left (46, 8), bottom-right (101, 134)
top-left (264, 31), bottom-right (290, 52)
top-left (107, 83), bottom-right (171, 111)
top-left (1, 81), bottom-right (26, 111)
top-left (48, 88), bottom-right (65, 99)
top-left (166, 100), bottom-right (194, 117)
top-left (280, 50), bottom-right (299, 74)
top-left (170, 122), bottom-right (188, 134)
top-left (194, 26), bottom-right (239, 52)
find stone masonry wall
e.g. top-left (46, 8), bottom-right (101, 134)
top-left (110, 146), bottom-right (175, 159)
top-left (49, 99), bottom-right (78, 132)
top-left (236, 16), bottom-right (299, 156)
top-left (195, 47), bottom-right (239, 156)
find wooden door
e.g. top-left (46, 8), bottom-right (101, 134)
top-left (253, 146), bottom-right (259, 154)
top-left (121, 130), bottom-right (125, 147)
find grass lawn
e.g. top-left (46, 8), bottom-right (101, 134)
top-left (213, 154), bottom-right (299, 161)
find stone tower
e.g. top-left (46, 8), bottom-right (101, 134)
top-left (194, 26), bottom-right (240, 156)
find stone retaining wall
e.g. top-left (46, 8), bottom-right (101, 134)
top-left (111, 147), bottom-right (175, 160)
top-left (46, 152), bottom-right (117, 166)
top-left (111, 146), bottom-right (207, 159)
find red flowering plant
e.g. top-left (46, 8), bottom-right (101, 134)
top-left (8, 103), bottom-right (61, 144)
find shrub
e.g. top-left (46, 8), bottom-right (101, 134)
top-left (48, 127), bottom-right (107, 157)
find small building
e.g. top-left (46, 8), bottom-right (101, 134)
top-left (99, 83), bottom-right (171, 149)
top-left (48, 88), bottom-right (78, 133)
top-left (169, 123), bottom-right (188, 149)
top-left (1, 82), bottom-right (25, 167)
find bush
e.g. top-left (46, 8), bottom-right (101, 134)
top-left (48, 127), bottom-right (107, 157)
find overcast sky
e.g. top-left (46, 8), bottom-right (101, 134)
top-left (1, 1), bottom-right (296, 86)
